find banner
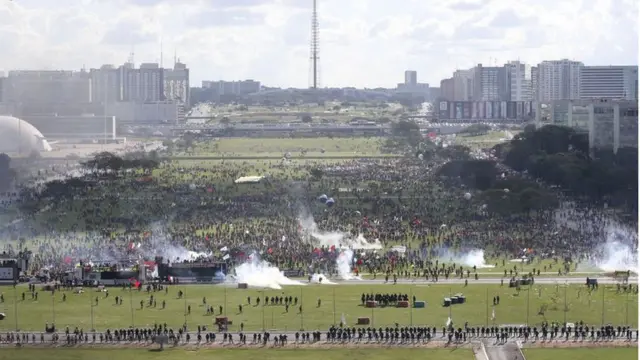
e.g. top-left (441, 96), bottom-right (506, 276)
top-left (282, 269), bottom-right (304, 278)
top-left (0, 267), bottom-right (14, 280)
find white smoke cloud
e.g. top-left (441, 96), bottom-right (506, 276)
top-left (230, 253), bottom-right (306, 290)
top-left (336, 249), bottom-right (361, 280)
top-left (439, 249), bottom-right (495, 269)
top-left (298, 212), bottom-right (382, 250)
top-left (310, 273), bottom-right (336, 284)
top-left (590, 226), bottom-right (638, 273)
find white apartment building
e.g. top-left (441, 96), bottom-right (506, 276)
top-left (505, 61), bottom-right (533, 101)
top-left (580, 66), bottom-right (638, 100)
top-left (164, 62), bottom-right (190, 104)
top-left (536, 59), bottom-right (583, 101)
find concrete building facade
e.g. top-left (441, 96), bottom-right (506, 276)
top-left (580, 65), bottom-right (638, 100)
top-left (472, 64), bottom-right (508, 101)
top-left (439, 78), bottom-right (455, 101)
top-left (536, 59), bottom-right (583, 101)
top-left (2, 70), bottom-right (92, 107)
top-left (404, 70), bottom-right (417, 86)
top-left (505, 61), bottom-right (533, 101)
top-left (164, 62), bottom-right (190, 104)
top-left (535, 99), bottom-right (638, 153)
top-left (452, 69), bottom-right (473, 101)
top-left (201, 80), bottom-right (261, 96)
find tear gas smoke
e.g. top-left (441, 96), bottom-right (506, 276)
top-left (298, 213), bottom-right (370, 280)
top-left (298, 213), bottom-right (382, 250)
top-left (336, 249), bottom-right (361, 280)
top-left (590, 226), bottom-right (638, 273)
top-left (439, 249), bottom-right (495, 269)
top-left (230, 253), bottom-right (305, 290)
top-left (310, 273), bottom-right (336, 284)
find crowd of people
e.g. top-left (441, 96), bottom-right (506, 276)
top-left (1, 150), bottom-right (634, 278)
top-left (0, 134), bottom-right (637, 351)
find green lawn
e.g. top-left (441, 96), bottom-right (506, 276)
top-left (188, 137), bottom-right (386, 158)
top-left (0, 283), bottom-right (635, 332)
top-left (523, 347), bottom-right (638, 360)
top-left (0, 348), bottom-right (475, 360)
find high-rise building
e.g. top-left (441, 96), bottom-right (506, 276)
top-left (89, 65), bottom-right (120, 103)
top-left (118, 63), bottom-right (165, 102)
top-left (579, 66), bottom-right (638, 100)
top-left (404, 70), bottom-right (417, 86)
top-left (164, 62), bottom-right (190, 104)
top-left (439, 78), bottom-right (455, 101)
top-left (0, 75), bottom-right (5, 103)
top-left (504, 61), bottom-right (533, 101)
top-left (531, 66), bottom-right (538, 102)
top-left (472, 64), bottom-right (508, 101)
top-left (3, 70), bottom-right (92, 114)
top-left (452, 69), bottom-right (473, 101)
top-left (536, 59), bottom-right (583, 101)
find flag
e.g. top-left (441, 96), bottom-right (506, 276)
top-left (341, 313), bottom-right (346, 326)
top-left (446, 317), bottom-right (452, 327)
top-left (491, 307), bottom-right (495, 321)
top-left (220, 246), bottom-right (228, 252)
top-left (222, 254), bottom-right (230, 260)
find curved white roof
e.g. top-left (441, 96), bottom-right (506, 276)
top-left (0, 116), bottom-right (52, 154)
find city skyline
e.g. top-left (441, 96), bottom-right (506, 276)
top-left (0, 0), bottom-right (638, 88)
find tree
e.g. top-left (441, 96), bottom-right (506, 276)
top-left (389, 120), bottom-right (422, 148)
top-left (309, 168), bottom-right (324, 180)
top-left (437, 159), bottom-right (498, 190)
top-left (499, 124), bottom-right (637, 211)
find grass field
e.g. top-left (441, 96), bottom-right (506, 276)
top-left (0, 283), bottom-right (635, 332)
top-left (0, 348), bottom-right (475, 360)
top-left (187, 138), bottom-right (386, 158)
top-left (523, 347), bottom-right (638, 360)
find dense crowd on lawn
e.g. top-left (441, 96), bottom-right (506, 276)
top-left (0, 146), bottom-right (637, 276)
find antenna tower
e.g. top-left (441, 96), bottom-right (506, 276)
top-left (309, 0), bottom-right (320, 89)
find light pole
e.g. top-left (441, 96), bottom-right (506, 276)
top-left (261, 290), bottom-right (265, 332)
top-left (13, 285), bottom-right (18, 331)
top-left (129, 285), bottom-right (134, 328)
top-left (409, 287), bottom-right (413, 326)
top-left (332, 287), bottom-right (336, 325)
top-left (90, 292), bottom-right (95, 331)
top-left (300, 287), bottom-right (304, 331)
top-left (183, 286), bottom-right (187, 327)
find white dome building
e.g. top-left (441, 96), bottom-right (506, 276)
top-left (0, 116), bottom-right (52, 154)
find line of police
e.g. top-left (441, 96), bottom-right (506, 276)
top-left (0, 324), bottom-right (636, 345)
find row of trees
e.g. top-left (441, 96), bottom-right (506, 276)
top-left (81, 151), bottom-right (160, 175)
top-left (436, 158), bottom-right (558, 214)
top-left (496, 125), bottom-right (638, 211)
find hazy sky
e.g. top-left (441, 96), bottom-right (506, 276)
top-left (0, 0), bottom-right (637, 88)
